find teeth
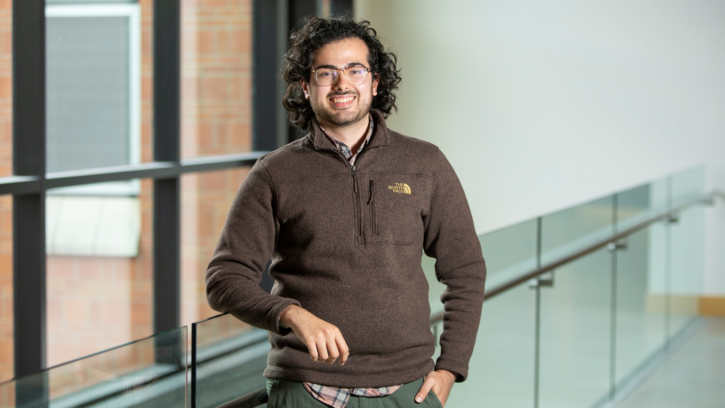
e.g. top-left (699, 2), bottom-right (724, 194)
top-left (332, 97), bottom-right (354, 103)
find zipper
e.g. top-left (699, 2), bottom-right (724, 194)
top-left (313, 144), bottom-right (385, 244)
top-left (351, 165), bottom-right (363, 241)
top-left (368, 179), bottom-right (377, 235)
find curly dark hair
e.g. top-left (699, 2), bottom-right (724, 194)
top-left (282, 16), bottom-right (402, 131)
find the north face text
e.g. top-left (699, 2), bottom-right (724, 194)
top-left (388, 183), bottom-right (411, 194)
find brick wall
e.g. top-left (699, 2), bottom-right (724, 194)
top-left (0, 0), bottom-right (10, 178)
top-left (180, 0), bottom-right (253, 334)
top-left (0, 0), bottom-right (12, 383)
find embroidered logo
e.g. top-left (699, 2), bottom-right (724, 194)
top-left (388, 183), bottom-right (411, 194)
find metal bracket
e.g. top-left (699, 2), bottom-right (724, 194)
top-left (663, 212), bottom-right (679, 225)
top-left (702, 194), bottom-right (716, 207)
top-left (607, 239), bottom-right (628, 252)
top-left (529, 271), bottom-right (555, 288)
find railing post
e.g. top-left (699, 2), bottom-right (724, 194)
top-left (609, 194), bottom-right (619, 400)
top-left (533, 216), bottom-right (542, 408)
top-left (664, 177), bottom-right (673, 349)
top-left (191, 323), bottom-right (198, 408)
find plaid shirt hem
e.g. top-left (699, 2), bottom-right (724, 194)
top-left (303, 382), bottom-right (403, 408)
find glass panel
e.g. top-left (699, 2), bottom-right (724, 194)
top-left (0, 326), bottom-right (186, 407)
top-left (617, 179), bottom-right (666, 231)
top-left (181, 0), bottom-right (253, 159)
top-left (670, 165), bottom-right (706, 208)
top-left (193, 314), bottom-right (268, 408)
top-left (614, 227), bottom-right (666, 386)
top-left (45, 1), bottom-right (153, 172)
top-left (665, 166), bottom-right (706, 340)
top-left (425, 219), bottom-right (538, 316)
top-left (479, 219), bottom-right (538, 289)
top-left (0, 3), bottom-right (11, 178)
top-left (540, 195), bottom-right (614, 266)
top-left (46, 179), bottom-right (153, 367)
top-left (181, 167), bottom-right (251, 329)
top-left (667, 205), bottom-right (704, 340)
top-left (0, 196), bottom-right (11, 382)
top-left (539, 248), bottom-right (611, 408)
top-left (444, 284), bottom-right (536, 407)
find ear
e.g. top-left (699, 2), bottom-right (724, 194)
top-left (301, 80), bottom-right (310, 99)
top-left (372, 73), bottom-right (379, 97)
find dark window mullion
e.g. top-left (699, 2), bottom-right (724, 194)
top-left (253, 0), bottom-right (290, 150)
top-left (12, 0), bottom-right (47, 387)
top-left (329, 0), bottom-right (353, 16)
top-left (152, 0), bottom-right (181, 334)
top-left (286, 0), bottom-right (318, 143)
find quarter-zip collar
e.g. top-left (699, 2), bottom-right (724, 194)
top-left (309, 108), bottom-right (391, 151)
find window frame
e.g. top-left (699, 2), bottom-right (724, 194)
top-left (45, 3), bottom-right (142, 196)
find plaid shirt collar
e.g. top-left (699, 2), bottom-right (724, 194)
top-left (319, 113), bottom-right (374, 166)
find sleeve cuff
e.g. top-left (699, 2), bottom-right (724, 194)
top-left (268, 297), bottom-right (301, 336)
top-left (278, 317), bottom-right (292, 335)
top-left (434, 359), bottom-right (468, 383)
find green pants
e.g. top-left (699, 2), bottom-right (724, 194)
top-left (266, 377), bottom-right (443, 408)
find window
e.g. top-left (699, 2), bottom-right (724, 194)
top-left (46, 3), bottom-right (141, 194)
top-left (45, 3), bottom-right (142, 256)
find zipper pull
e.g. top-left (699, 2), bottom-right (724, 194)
top-left (367, 180), bottom-right (373, 204)
top-left (351, 165), bottom-right (358, 193)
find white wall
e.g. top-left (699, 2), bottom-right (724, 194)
top-left (355, 0), bottom-right (725, 294)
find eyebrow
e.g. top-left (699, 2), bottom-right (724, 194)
top-left (313, 62), bottom-right (366, 70)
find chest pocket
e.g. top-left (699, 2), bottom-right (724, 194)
top-left (366, 174), bottom-right (428, 245)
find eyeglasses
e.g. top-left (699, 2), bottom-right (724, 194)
top-left (311, 64), bottom-right (372, 86)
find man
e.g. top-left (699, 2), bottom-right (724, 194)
top-left (206, 16), bottom-right (486, 408)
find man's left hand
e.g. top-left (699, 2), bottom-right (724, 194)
top-left (415, 369), bottom-right (455, 406)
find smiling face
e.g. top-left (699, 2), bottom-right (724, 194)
top-left (301, 37), bottom-right (379, 128)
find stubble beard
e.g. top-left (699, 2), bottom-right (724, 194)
top-left (311, 90), bottom-right (373, 128)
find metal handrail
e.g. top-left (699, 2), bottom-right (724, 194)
top-left (215, 191), bottom-right (720, 408)
top-left (431, 191), bottom-right (716, 324)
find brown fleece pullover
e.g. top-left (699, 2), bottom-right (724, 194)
top-left (206, 109), bottom-right (487, 388)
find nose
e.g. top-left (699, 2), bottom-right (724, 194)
top-left (331, 70), bottom-right (352, 89)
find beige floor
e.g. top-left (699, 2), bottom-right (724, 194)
top-left (617, 317), bottom-right (725, 408)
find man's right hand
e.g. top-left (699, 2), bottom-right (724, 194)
top-left (279, 305), bottom-right (350, 365)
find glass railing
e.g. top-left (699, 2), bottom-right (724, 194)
top-left (191, 314), bottom-right (268, 408)
top-left (0, 326), bottom-right (186, 407)
top-left (0, 165), bottom-right (715, 408)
